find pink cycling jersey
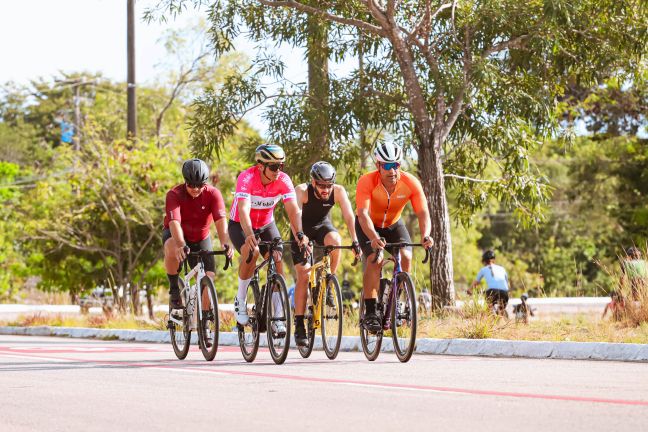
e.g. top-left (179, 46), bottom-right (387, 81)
top-left (229, 166), bottom-right (296, 229)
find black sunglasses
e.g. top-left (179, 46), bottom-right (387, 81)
top-left (186, 182), bottom-right (206, 189)
top-left (315, 182), bottom-right (334, 190)
top-left (264, 162), bottom-right (284, 172)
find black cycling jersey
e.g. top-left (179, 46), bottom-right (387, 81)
top-left (302, 183), bottom-right (335, 227)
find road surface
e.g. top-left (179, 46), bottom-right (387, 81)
top-left (1, 335), bottom-right (646, 431)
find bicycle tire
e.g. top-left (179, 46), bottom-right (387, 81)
top-left (359, 296), bottom-right (382, 361)
top-left (321, 274), bottom-right (343, 360)
top-left (298, 299), bottom-right (315, 358)
top-left (170, 279), bottom-right (190, 360)
top-left (198, 276), bottom-right (219, 361)
top-left (266, 274), bottom-right (291, 365)
top-left (391, 272), bottom-right (417, 362)
top-left (238, 280), bottom-right (260, 362)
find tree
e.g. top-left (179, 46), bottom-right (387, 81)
top-left (146, 0), bottom-right (647, 308)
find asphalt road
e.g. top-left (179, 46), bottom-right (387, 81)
top-left (1, 335), bottom-right (647, 432)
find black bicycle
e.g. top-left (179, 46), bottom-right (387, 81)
top-left (167, 247), bottom-right (231, 361)
top-left (359, 241), bottom-right (430, 362)
top-left (237, 237), bottom-right (293, 365)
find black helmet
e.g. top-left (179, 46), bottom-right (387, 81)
top-left (482, 250), bottom-right (496, 262)
top-left (182, 158), bottom-right (209, 185)
top-left (521, 293), bottom-right (529, 301)
top-left (310, 161), bottom-right (336, 183)
top-left (255, 144), bottom-right (285, 163)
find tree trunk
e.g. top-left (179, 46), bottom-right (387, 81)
top-left (418, 136), bottom-right (455, 309)
top-left (307, 14), bottom-right (330, 161)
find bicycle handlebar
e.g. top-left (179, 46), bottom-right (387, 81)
top-left (311, 244), bottom-right (360, 267)
top-left (245, 236), bottom-right (293, 264)
top-left (184, 245), bottom-right (232, 271)
top-left (367, 239), bottom-right (431, 264)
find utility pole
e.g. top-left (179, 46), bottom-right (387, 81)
top-left (127, 0), bottom-right (137, 141)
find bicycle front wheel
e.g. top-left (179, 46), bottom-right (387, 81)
top-left (238, 280), bottom-right (260, 363)
top-left (321, 274), bottom-right (343, 360)
top-left (169, 279), bottom-right (190, 360)
top-left (391, 272), bottom-right (417, 362)
top-left (198, 276), bottom-right (219, 361)
top-left (359, 297), bottom-right (382, 361)
top-left (298, 289), bottom-right (315, 358)
top-left (266, 274), bottom-right (291, 365)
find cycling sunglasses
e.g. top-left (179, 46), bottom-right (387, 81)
top-left (186, 182), bottom-right (206, 189)
top-left (315, 182), bottom-right (334, 190)
top-left (380, 162), bottom-right (401, 171)
top-left (264, 162), bottom-right (284, 172)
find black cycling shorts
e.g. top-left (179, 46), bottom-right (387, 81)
top-left (228, 220), bottom-right (283, 257)
top-left (355, 216), bottom-right (411, 258)
top-left (485, 289), bottom-right (509, 307)
top-left (162, 228), bottom-right (215, 273)
top-left (290, 220), bottom-right (338, 265)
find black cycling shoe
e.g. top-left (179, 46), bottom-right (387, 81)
top-left (294, 323), bottom-right (308, 347)
top-left (169, 288), bottom-right (183, 311)
top-left (363, 312), bottom-right (382, 334)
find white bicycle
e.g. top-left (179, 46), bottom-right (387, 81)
top-left (167, 246), bottom-right (232, 361)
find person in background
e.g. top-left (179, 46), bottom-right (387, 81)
top-left (470, 250), bottom-right (510, 317)
top-left (620, 246), bottom-right (648, 300)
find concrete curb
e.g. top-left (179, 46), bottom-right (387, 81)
top-left (1, 325), bottom-right (646, 362)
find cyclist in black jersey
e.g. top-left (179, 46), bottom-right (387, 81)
top-left (290, 161), bottom-right (361, 346)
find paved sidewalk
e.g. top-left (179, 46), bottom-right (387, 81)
top-left (1, 325), bottom-right (646, 362)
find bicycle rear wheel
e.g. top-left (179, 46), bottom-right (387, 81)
top-left (391, 272), bottom-right (417, 362)
top-left (359, 297), bottom-right (382, 361)
top-left (169, 279), bottom-right (190, 360)
top-left (321, 275), bottom-right (343, 360)
top-left (198, 276), bottom-right (219, 361)
top-left (267, 274), bottom-right (291, 365)
top-left (238, 280), bottom-right (260, 362)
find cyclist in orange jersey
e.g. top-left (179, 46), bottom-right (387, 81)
top-left (355, 143), bottom-right (433, 332)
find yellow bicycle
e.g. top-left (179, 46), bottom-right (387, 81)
top-left (299, 244), bottom-right (358, 360)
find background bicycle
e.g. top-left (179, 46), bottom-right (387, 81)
top-left (167, 247), bottom-right (231, 361)
top-left (360, 241), bottom-right (430, 362)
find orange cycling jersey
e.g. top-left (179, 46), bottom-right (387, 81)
top-left (356, 170), bottom-right (426, 228)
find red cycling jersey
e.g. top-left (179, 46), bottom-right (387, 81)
top-left (163, 184), bottom-right (226, 243)
top-left (229, 166), bottom-right (296, 229)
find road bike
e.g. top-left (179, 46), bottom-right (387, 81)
top-left (167, 247), bottom-right (231, 361)
top-left (359, 241), bottom-right (430, 362)
top-left (237, 237), bottom-right (292, 365)
top-left (298, 244), bottom-right (358, 360)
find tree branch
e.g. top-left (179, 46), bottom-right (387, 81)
top-left (256, 0), bottom-right (387, 37)
top-left (482, 34), bottom-right (529, 58)
top-left (444, 174), bottom-right (502, 183)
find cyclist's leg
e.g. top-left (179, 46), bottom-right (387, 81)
top-left (259, 222), bottom-right (286, 322)
top-left (291, 233), bottom-right (311, 316)
top-left (356, 217), bottom-right (383, 332)
top-left (320, 223), bottom-right (341, 274)
top-left (193, 236), bottom-right (216, 310)
top-left (162, 229), bottom-right (183, 309)
top-left (385, 219), bottom-right (412, 272)
top-left (228, 220), bottom-right (259, 324)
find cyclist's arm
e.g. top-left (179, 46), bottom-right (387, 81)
top-left (294, 183), bottom-right (307, 210)
top-left (214, 217), bottom-right (233, 258)
top-left (237, 199), bottom-right (255, 238)
top-left (408, 174), bottom-right (432, 246)
top-left (334, 185), bottom-right (358, 243)
top-left (168, 220), bottom-right (187, 262)
top-left (357, 208), bottom-right (383, 249)
top-left (284, 199), bottom-right (305, 239)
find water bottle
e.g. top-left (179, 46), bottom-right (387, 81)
top-left (186, 284), bottom-right (197, 317)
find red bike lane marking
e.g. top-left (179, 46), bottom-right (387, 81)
top-left (0, 345), bottom-right (240, 354)
top-left (1, 350), bottom-right (647, 407)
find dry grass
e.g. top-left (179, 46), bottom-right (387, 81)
top-left (3, 306), bottom-right (648, 344)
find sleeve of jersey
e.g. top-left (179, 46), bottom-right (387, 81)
top-left (234, 172), bottom-right (251, 202)
top-left (475, 268), bottom-right (484, 282)
top-left (210, 188), bottom-right (227, 221)
top-left (165, 191), bottom-right (181, 223)
top-left (280, 174), bottom-right (296, 202)
top-left (407, 174), bottom-right (427, 213)
top-left (355, 175), bottom-right (372, 210)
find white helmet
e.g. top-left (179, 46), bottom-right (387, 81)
top-left (374, 143), bottom-right (403, 163)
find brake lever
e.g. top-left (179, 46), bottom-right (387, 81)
top-left (223, 245), bottom-right (231, 271)
top-left (423, 247), bottom-right (430, 264)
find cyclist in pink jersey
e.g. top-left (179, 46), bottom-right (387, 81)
top-left (228, 144), bottom-right (311, 331)
top-left (163, 159), bottom-right (234, 311)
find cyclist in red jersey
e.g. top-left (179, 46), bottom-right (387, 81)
top-left (163, 159), bottom-right (234, 311)
top-left (228, 144), bottom-right (311, 333)
top-left (356, 143), bottom-right (433, 332)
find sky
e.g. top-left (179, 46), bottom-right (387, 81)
top-left (0, 0), bottom-right (309, 133)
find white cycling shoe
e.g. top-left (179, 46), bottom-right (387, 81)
top-left (271, 320), bottom-right (287, 338)
top-left (234, 298), bottom-right (249, 325)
